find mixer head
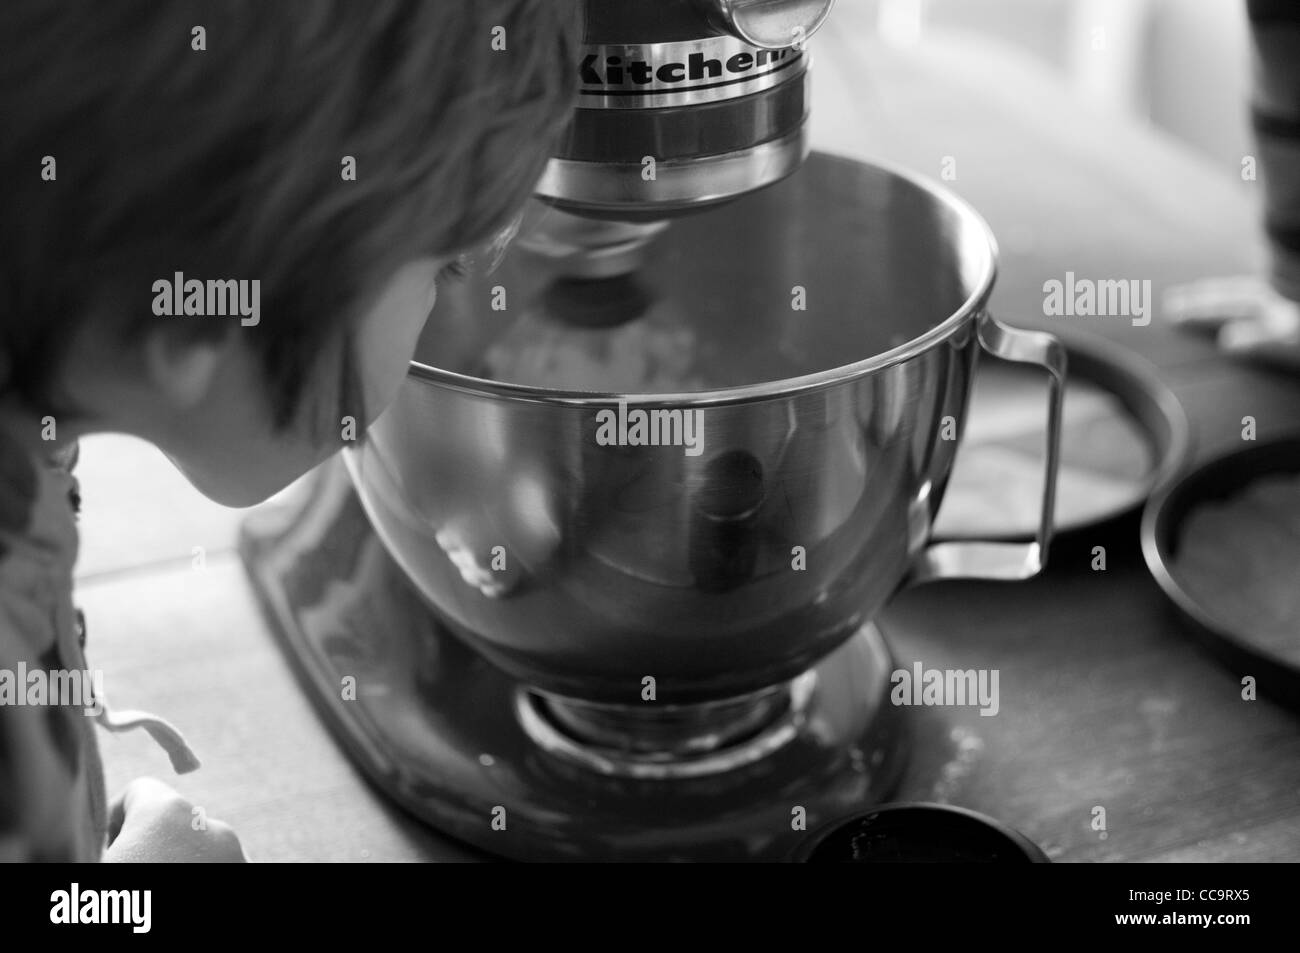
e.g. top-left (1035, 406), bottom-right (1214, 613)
top-left (526, 0), bottom-right (836, 277)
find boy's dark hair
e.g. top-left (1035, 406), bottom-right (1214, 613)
top-left (1, 0), bottom-right (582, 427)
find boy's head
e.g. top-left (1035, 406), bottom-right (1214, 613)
top-left (0, 0), bottom-right (582, 505)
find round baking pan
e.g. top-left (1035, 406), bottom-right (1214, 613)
top-left (791, 802), bottom-right (1049, 863)
top-left (935, 331), bottom-right (1191, 541)
top-left (1142, 435), bottom-right (1300, 710)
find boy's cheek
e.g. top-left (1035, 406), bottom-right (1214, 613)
top-left (166, 436), bottom-right (332, 508)
top-left (167, 262), bottom-right (436, 507)
top-left (359, 347), bottom-right (414, 431)
top-left (355, 260), bottom-right (440, 426)
top-left (161, 378), bottom-right (338, 508)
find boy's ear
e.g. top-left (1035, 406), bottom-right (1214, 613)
top-left (142, 325), bottom-right (226, 411)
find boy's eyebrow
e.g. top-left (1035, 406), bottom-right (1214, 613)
top-left (468, 211), bottom-right (526, 275)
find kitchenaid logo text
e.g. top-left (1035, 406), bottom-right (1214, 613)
top-left (595, 401), bottom-right (704, 456)
top-left (890, 663), bottom-right (999, 716)
top-left (0, 664), bottom-right (102, 716)
top-left (152, 272), bottom-right (260, 326)
top-left (51, 884), bottom-right (151, 934)
top-left (580, 42), bottom-right (798, 93)
top-left (1042, 272), bottom-right (1152, 327)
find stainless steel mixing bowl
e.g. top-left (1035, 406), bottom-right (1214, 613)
top-left (346, 154), bottom-right (1064, 707)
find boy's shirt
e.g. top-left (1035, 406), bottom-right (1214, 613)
top-left (0, 429), bottom-right (198, 862)
top-left (0, 429), bottom-right (106, 860)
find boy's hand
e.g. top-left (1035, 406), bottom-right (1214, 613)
top-left (104, 778), bottom-right (247, 863)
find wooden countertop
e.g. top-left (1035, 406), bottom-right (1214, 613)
top-left (79, 24), bottom-right (1300, 862)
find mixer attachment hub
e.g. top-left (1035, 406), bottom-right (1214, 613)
top-left (517, 209), bottom-right (669, 279)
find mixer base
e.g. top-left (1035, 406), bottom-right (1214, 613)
top-left (239, 459), bottom-right (907, 861)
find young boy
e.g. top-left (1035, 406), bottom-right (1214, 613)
top-left (0, 0), bottom-right (581, 861)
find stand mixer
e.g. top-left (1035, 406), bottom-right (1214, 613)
top-left (239, 0), bottom-right (1066, 861)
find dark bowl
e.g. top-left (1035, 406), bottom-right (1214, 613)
top-left (793, 802), bottom-right (1050, 863)
top-left (1141, 434), bottom-right (1300, 709)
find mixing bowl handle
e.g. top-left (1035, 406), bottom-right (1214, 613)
top-left (908, 315), bottom-right (1066, 584)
